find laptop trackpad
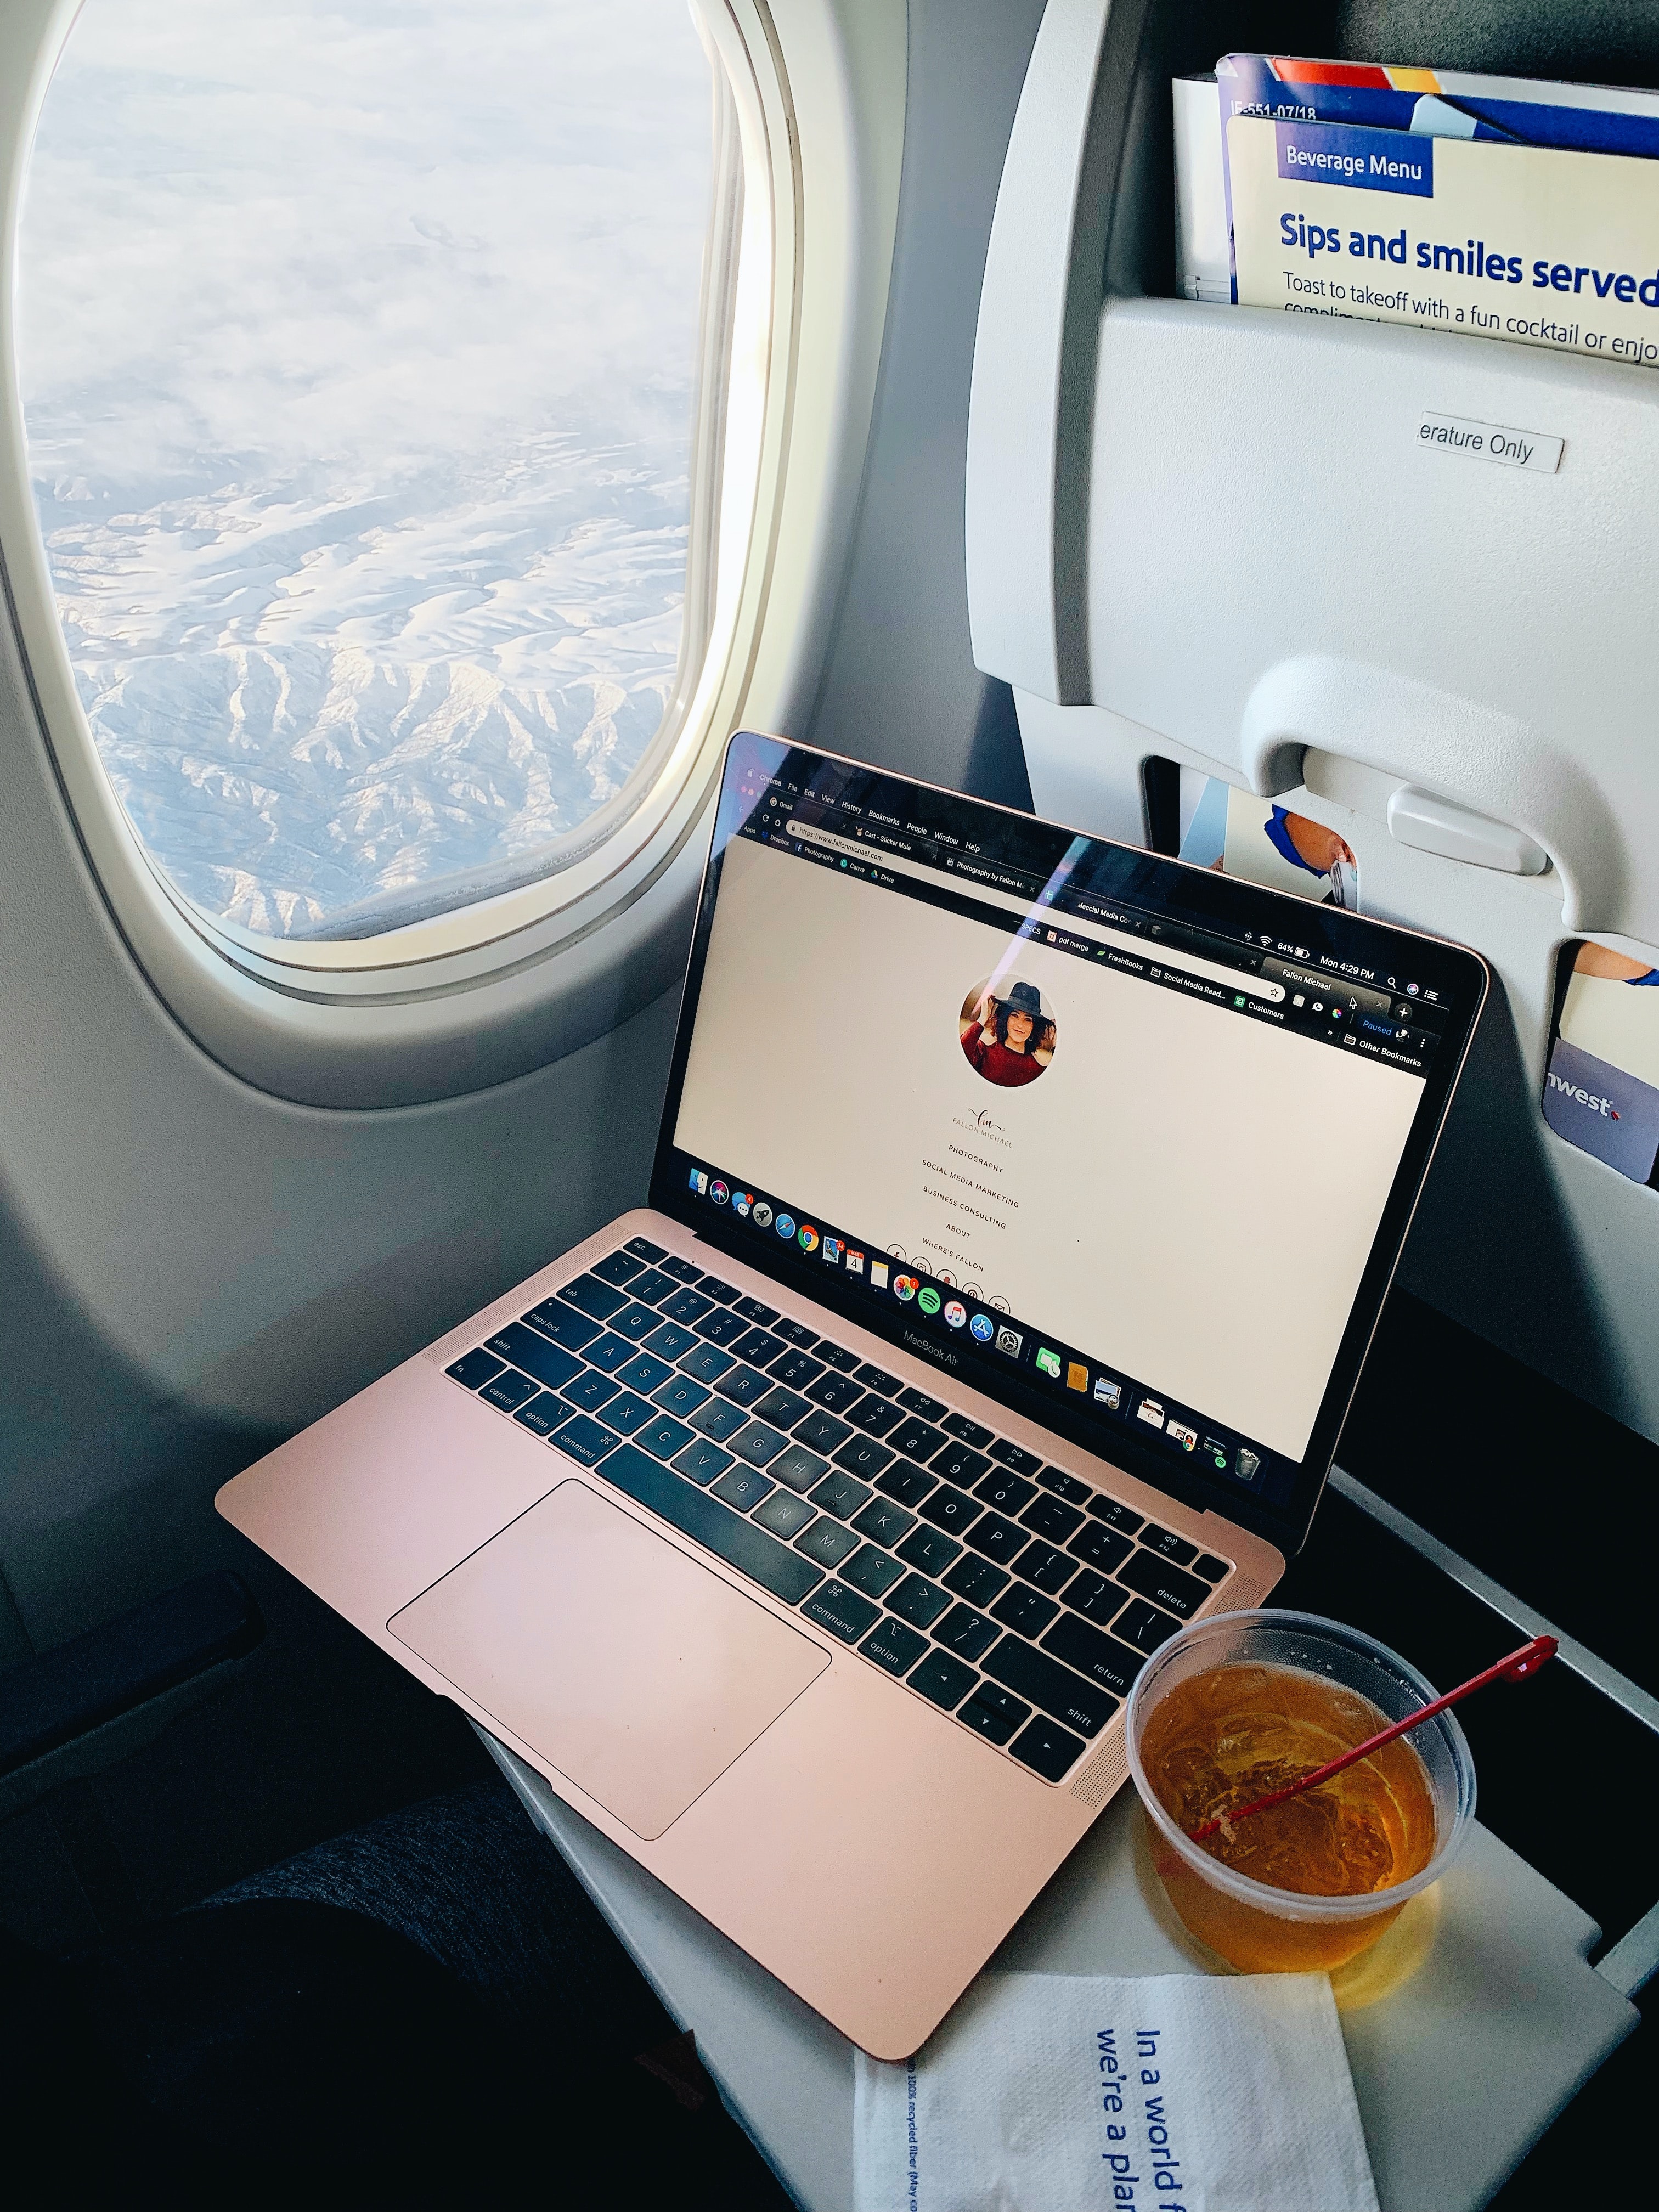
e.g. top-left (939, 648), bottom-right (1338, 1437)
top-left (388, 1479), bottom-right (830, 1839)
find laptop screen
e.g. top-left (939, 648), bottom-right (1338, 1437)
top-left (651, 734), bottom-right (1487, 1549)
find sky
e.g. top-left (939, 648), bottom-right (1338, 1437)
top-left (17, 0), bottom-right (713, 935)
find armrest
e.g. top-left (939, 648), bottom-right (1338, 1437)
top-left (0, 1571), bottom-right (264, 1780)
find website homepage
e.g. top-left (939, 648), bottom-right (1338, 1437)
top-left (674, 814), bottom-right (1429, 1468)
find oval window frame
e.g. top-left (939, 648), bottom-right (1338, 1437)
top-left (0, 0), bottom-right (906, 1107)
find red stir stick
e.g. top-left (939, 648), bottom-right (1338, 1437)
top-left (1187, 1633), bottom-right (1558, 1843)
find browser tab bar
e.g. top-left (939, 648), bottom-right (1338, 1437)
top-left (785, 820), bottom-right (1286, 1004)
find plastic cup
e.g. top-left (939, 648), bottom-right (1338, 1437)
top-left (1125, 1609), bottom-right (1477, 1973)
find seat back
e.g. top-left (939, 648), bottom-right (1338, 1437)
top-left (967, 0), bottom-right (1659, 1436)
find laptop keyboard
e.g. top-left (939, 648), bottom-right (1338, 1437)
top-left (444, 1238), bottom-right (1235, 1785)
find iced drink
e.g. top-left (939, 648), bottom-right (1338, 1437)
top-left (1136, 1649), bottom-right (1447, 1972)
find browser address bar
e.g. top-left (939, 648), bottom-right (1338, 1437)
top-left (785, 819), bottom-right (1285, 1004)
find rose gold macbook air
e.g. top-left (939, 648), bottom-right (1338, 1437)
top-left (218, 732), bottom-right (1488, 2058)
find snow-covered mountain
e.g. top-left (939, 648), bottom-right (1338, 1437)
top-left (36, 436), bottom-right (690, 935)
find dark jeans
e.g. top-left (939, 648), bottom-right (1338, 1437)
top-left (1, 1780), bottom-right (791, 2205)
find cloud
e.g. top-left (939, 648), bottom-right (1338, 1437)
top-left (20, 0), bottom-right (712, 485)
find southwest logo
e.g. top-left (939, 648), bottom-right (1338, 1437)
top-left (1547, 1070), bottom-right (1620, 1119)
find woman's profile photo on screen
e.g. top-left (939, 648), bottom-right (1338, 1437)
top-left (959, 977), bottom-right (1057, 1088)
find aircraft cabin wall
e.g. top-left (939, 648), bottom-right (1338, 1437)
top-left (0, 0), bottom-right (1043, 1662)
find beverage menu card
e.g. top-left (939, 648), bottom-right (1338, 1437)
top-left (1225, 115), bottom-right (1659, 369)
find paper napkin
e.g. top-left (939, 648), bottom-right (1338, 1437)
top-left (853, 1971), bottom-right (1378, 2212)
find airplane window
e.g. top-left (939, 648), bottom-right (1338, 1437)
top-left (16, 0), bottom-right (724, 943)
